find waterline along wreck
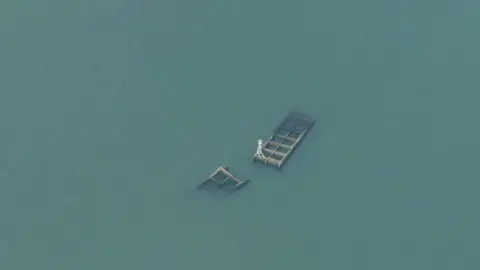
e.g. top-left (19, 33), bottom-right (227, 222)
top-left (253, 111), bottom-right (316, 169)
top-left (197, 166), bottom-right (250, 196)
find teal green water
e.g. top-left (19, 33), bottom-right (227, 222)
top-left (1, 0), bottom-right (479, 269)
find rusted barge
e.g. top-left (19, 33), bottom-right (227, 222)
top-left (253, 111), bottom-right (316, 169)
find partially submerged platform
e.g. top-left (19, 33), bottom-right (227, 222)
top-left (253, 111), bottom-right (316, 169)
top-left (197, 166), bottom-right (250, 196)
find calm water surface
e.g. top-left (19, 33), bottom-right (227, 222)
top-left (1, 0), bottom-right (479, 269)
